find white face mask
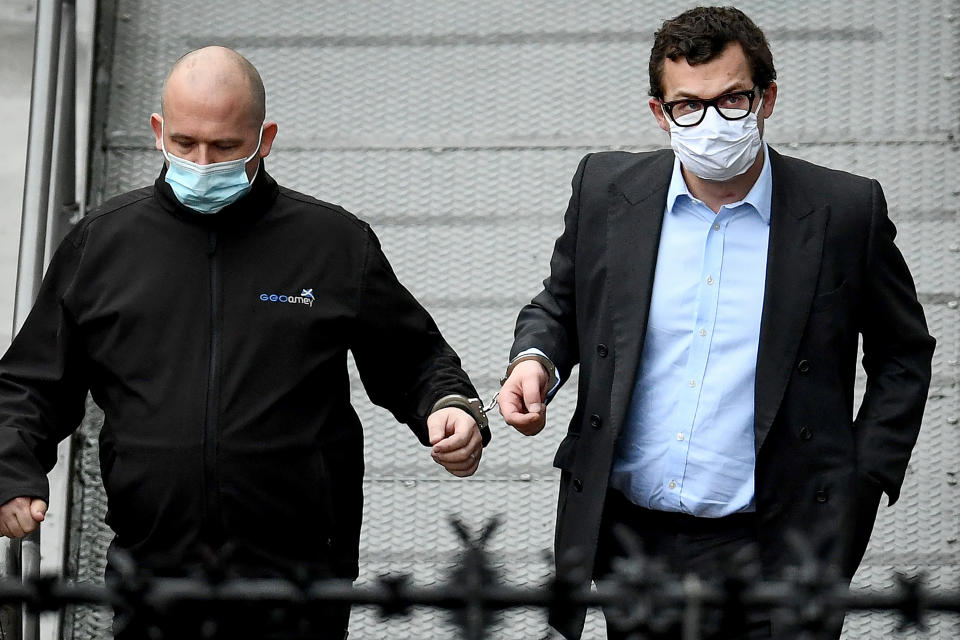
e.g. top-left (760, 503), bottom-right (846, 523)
top-left (666, 97), bottom-right (763, 182)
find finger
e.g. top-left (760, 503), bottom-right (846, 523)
top-left (521, 374), bottom-right (546, 414)
top-left (438, 456), bottom-right (477, 472)
top-left (500, 393), bottom-right (547, 434)
top-left (432, 442), bottom-right (479, 469)
top-left (441, 456), bottom-right (480, 477)
top-left (2, 513), bottom-right (25, 538)
top-left (426, 411), bottom-right (448, 446)
top-left (504, 409), bottom-right (545, 427)
top-left (1, 497), bottom-right (31, 538)
top-left (433, 448), bottom-right (476, 465)
top-left (31, 499), bottom-right (47, 523)
top-left (432, 428), bottom-right (482, 462)
top-left (432, 415), bottom-right (476, 454)
top-left (498, 385), bottom-right (533, 424)
top-left (513, 411), bottom-right (547, 437)
top-left (13, 507), bottom-right (38, 537)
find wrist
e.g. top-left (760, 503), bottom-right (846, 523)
top-left (430, 394), bottom-right (492, 446)
top-left (501, 354), bottom-right (557, 390)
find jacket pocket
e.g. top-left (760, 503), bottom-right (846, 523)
top-left (553, 432), bottom-right (579, 470)
top-left (811, 280), bottom-right (847, 312)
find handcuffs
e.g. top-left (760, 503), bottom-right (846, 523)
top-left (431, 354), bottom-right (557, 449)
top-left (431, 394), bottom-right (492, 446)
top-left (499, 353), bottom-right (557, 390)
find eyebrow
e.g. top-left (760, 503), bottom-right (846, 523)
top-left (168, 133), bottom-right (244, 146)
top-left (668, 82), bottom-right (754, 100)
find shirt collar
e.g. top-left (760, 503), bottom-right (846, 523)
top-left (666, 143), bottom-right (773, 224)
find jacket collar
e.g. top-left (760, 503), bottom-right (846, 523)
top-left (153, 159), bottom-right (280, 229)
top-left (615, 149), bottom-right (675, 206)
top-left (753, 146), bottom-right (827, 452)
top-left (605, 150), bottom-right (673, 440)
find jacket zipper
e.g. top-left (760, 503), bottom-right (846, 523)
top-left (202, 230), bottom-right (222, 539)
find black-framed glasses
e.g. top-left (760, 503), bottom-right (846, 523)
top-left (660, 87), bottom-right (760, 127)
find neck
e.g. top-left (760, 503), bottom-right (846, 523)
top-left (682, 147), bottom-right (765, 213)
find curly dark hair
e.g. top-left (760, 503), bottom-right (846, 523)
top-left (648, 6), bottom-right (776, 98)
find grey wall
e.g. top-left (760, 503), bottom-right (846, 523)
top-left (68, 1), bottom-right (959, 638)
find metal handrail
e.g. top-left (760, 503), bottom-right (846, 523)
top-left (2, 1), bottom-right (82, 640)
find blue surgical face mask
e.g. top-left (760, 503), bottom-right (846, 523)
top-left (161, 121), bottom-right (264, 213)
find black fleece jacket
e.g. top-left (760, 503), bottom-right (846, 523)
top-left (0, 163), bottom-right (478, 579)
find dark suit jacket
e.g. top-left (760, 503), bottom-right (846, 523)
top-left (510, 148), bottom-right (935, 638)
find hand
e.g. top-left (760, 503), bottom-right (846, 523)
top-left (498, 360), bottom-right (549, 436)
top-left (0, 497), bottom-right (47, 538)
top-left (427, 407), bottom-right (482, 477)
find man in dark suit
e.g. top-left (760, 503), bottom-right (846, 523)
top-left (497, 7), bottom-right (935, 639)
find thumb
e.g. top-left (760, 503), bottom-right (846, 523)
top-left (427, 411), bottom-right (450, 446)
top-left (522, 374), bottom-right (546, 414)
top-left (31, 499), bottom-right (47, 523)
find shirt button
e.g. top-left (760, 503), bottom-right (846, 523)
top-left (677, 432), bottom-right (685, 441)
top-left (596, 343), bottom-right (608, 357)
top-left (713, 224), bottom-right (721, 231)
top-left (799, 426), bottom-right (813, 440)
top-left (815, 489), bottom-right (828, 503)
top-left (687, 379), bottom-right (696, 388)
top-left (573, 478), bottom-right (583, 492)
top-left (698, 328), bottom-right (707, 337)
top-left (668, 480), bottom-right (677, 489)
top-left (706, 276), bottom-right (714, 285)
top-left (590, 414), bottom-right (602, 429)
top-left (797, 359), bottom-right (811, 373)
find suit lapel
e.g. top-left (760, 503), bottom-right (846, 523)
top-left (608, 152), bottom-right (673, 435)
top-left (754, 149), bottom-right (829, 452)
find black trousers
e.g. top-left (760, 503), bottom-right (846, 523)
top-left (113, 601), bottom-right (350, 640)
top-left (107, 544), bottom-right (351, 640)
top-left (594, 489), bottom-right (772, 640)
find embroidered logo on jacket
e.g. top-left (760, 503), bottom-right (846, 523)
top-left (259, 289), bottom-right (314, 308)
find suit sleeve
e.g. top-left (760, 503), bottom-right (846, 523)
top-left (854, 180), bottom-right (935, 505)
top-left (509, 153), bottom-right (591, 388)
top-left (351, 226), bottom-right (478, 446)
top-left (0, 228), bottom-right (90, 506)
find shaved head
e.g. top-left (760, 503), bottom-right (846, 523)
top-left (151, 46), bottom-right (277, 173)
top-left (161, 46), bottom-right (265, 126)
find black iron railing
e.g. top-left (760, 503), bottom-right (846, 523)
top-left (1, 519), bottom-right (958, 639)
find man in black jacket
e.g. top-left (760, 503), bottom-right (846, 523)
top-left (0, 46), bottom-right (487, 639)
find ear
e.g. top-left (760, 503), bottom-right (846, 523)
top-left (150, 113), bottom-right (164, 151)
top-left (649, 98), bottom-right (670, 133)
top-left (258, 121), bottom-right (279, 158)
top-left (760, 82), bottom-right (777, 119)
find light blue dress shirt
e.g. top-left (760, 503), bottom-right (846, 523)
top-left (609, 145), bottom-right (772, 517)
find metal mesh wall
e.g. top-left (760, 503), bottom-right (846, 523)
top-left (68, 1), bottom-right (959, 638)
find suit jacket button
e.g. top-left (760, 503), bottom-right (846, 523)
top-left (596, 344), bottom-right (608, 357)
top-left (815, 489), bottom-right (828, 503)
top-left (799, 426), bottom-right (813, 440)
top-left (590, 414), bottom-right (602, 429)
top-left (797, 359), bottom-right (811, 373)
top-left (573, 478), bottom-right (583, 492)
